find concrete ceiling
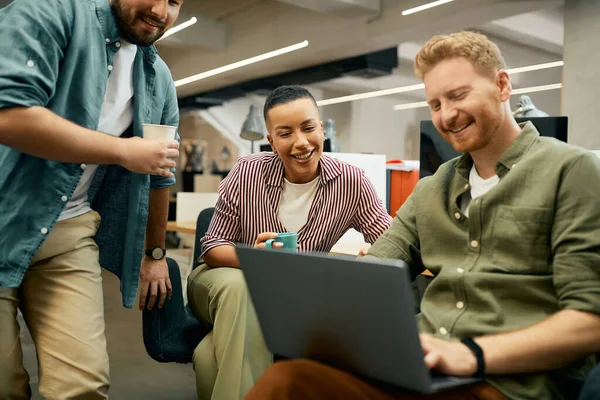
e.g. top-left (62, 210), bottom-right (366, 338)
top-left (315, 3), bottom-right (564, 103)
top-left (181, 0), bottom-right (265, 20)
top-left (158, 0), bottom-right (564, 99)
top-left (1, 0), bottom-right (565, 103)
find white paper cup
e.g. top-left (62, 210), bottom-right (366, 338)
top-left (142, 124), bottom-right (177, 140)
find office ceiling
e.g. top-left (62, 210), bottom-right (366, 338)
top-left (0, 0), bottom-right (565, 105)
top-left (157, 0), bottom-right (564, 103)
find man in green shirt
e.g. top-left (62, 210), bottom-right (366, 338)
top-left (0, 0), bottom-right (183, 398)
top-left (246, 31), bottom-right (600, 400)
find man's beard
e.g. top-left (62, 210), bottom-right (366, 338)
top-left (110, 0), bottom-right (166, 46)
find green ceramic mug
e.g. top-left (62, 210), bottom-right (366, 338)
top-left (265, 232), bottom-right (298, 252)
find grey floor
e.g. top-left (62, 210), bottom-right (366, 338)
top-left (20, 256), bottom-right (197, 400)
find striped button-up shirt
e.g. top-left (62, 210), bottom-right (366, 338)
top-left (201, 152), bottom-right (392, 256)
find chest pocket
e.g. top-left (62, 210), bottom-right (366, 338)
top-left (491, 205), bottom-right (553, 274)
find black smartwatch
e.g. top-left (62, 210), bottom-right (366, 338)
top-left (461, 337), bottom-right (486, 377)
top-left (145, 247), bottom-right (166, 260)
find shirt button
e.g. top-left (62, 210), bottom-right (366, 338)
top-left (457, 268), bottom-right (465, 274)
top-left (456, 301), bottom-right (465, 309)
top-left (41, 227), bottom-right (48, 235)
top-left (107, 65), bottom-right (113, 71)
top-left (464, 183), bottom-right (470, 190)
top-left (61, 195), bottom-right (68, 202)
top-left (27, 60), bottom-right (35, 68)
top-left (471, 240), bottom-right (479, 248)
top-left (512, 163), bottom-right (517, 168)
top-left (454, 212), bottom-right (461, 220)
top-left (105, 37), bottom-right (110, 43)
top-left (80, 163), bottom-right (87, 170)
top-left (439, 327), bottom-right (448, 335)
top-left (116, 41), bottom-right (121, 48)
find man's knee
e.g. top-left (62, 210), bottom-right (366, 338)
top-left (39, 345), bottom-right (110, 399)
top-left (74, 354), bottom-right (110, 398)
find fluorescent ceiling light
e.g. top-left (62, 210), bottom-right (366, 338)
top-left (175, 40), bottom-right (309, 88)
top-left (317, 84), bottom-right (425, 106)
top-left (402, 0), bottom-right (454, 16)
top-left (511, 83), bottom-right (562, 95)
top-left (318, 61), bottom-right (563, 107)
top-left (157, 17), bottom-right (197, 42)
top-left (506, 61), bottom-right (564, 74)
top-left (393, 101), bottom-right (429, 111)
top-left (392, 83), bottom-right (563, 111)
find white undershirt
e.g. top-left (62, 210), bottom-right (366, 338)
top-left (460, 164), bottom-right (500, 217)
top-left (59, 41), bottom-right (137, 221)
top-left (277, 177), bottom-right (320, 233)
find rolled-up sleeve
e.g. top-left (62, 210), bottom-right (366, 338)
top-left (351, 172), bottom-right (392, 243)
top-left (0, 0), bottom-right (71, 110)
top-left (552, 152), bottom-right (600, 314)
top-left (199, 161), bottom-right (243, 257)
top-left (366, 179), bottom-right (425, 279)
top-left (150, 79), bottom-right (179, 189)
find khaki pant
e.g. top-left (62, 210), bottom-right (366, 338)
top-left (0, 211), bottom-right (110, 400)
top-left (188, 264), bottom-right (273, 400)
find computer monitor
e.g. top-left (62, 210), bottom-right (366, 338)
top-left (419, 117), bottom-right (568, 178)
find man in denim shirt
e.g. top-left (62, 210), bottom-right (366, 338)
top-left (0, 0), bottom-right (184, 398)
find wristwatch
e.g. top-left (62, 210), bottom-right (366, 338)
top-left (145, 247), bottom-right (166, 260)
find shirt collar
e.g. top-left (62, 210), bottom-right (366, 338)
top-left (454, 121), bottom-right (540, 178)
top-left (496, 121), bottom-right (539, 173)
top-left (264, 153), bottom-right (342, 188)
top-left (94, 0), bottom-right (120, 44)
top-left (94, 0), bottom-right (157, 62)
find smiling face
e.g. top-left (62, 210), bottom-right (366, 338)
top-left (110, 0), bottom-right (183, 46)
top-left (424, 57), bottom-right (511, 155)
top-left (266, 98), bottom-right (324, 184)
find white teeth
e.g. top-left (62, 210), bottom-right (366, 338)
top-left (294, 151), bottom-right (312, 160)
top-left (450, 123), bottom-right (471, 133)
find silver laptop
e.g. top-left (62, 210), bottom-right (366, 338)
top-left (237, 247), bottom-right (480, 394)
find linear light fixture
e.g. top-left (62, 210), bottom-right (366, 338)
top-left (318, 61), bottom-right (563, 107)
top-left (317, 84), bottom-right (425, 106)
top-left (392, 83), bottom-right (563, 111)
top-left (175, 40), bottom-right (309, 88)
top-left (157, 17), bottom-right (198, 42)
top-left (393, 101), bottom-right (428, 111)
top-left (506, 61), bottom-right (564, 74)
top-left (511, 83), bottom-right (562, 95)
top-left (402, 0), bottom-right (454, 16)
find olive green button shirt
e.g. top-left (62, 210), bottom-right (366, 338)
top-left (367, 122), bottom-right (600, 399)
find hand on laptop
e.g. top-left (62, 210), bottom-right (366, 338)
top-left (420, 334), bottom-right (478, 376)
top-left (357, 247), bottom-right (370, 257)
top-left (254, 232), bottom-right (284, 249)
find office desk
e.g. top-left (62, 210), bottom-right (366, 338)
top-left (166, 221), bottom-right (196, 235)
top-left (165, 224), bottom-right (434, 278)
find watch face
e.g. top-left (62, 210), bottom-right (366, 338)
top-left (152, 248), bottom-right (164, 259)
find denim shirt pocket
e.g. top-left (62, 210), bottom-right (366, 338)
top-left (491, 205), bottom-right (553, 274)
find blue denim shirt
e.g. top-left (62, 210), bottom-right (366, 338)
top-left (0, 0), bottom-right (179, 308)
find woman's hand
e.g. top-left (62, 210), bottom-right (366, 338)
top-left (254, 232), bottom-right (283, 249)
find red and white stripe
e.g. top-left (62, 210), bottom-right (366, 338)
top-left (200, 152), bottom-right (391, 256)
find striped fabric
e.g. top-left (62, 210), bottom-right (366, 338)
top-left (200, 152), bottom-right (392, 257)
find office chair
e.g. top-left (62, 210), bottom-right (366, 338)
top-left (142, 207), bottom-right (214, 363)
